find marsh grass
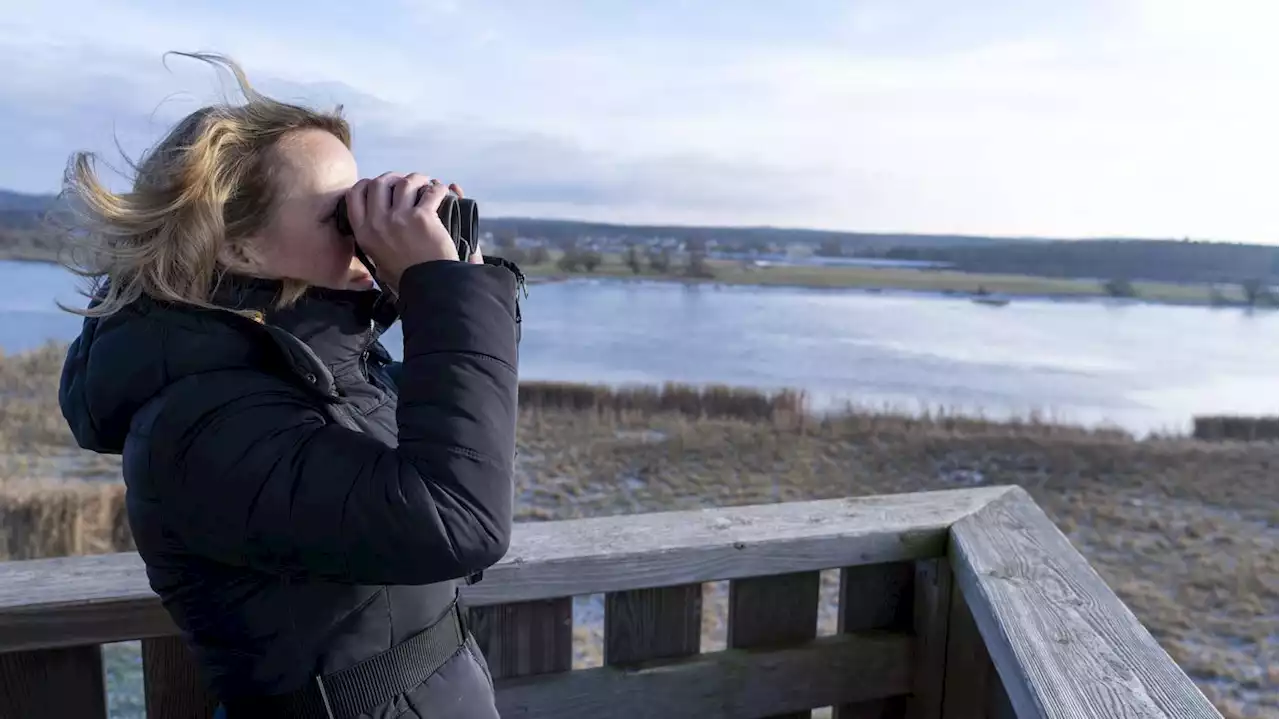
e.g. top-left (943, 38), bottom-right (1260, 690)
top-left (1, 343), bottom-right (1276, 718)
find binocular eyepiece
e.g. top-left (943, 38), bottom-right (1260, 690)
top-left (333, 189), bottom-right (480, 263)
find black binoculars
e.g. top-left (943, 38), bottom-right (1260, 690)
top-left (333, 189), bottom-right (480, 268)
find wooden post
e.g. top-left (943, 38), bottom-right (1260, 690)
top-left (141, 636), bottom-right (219, 719)
top-left (604, 584), bottom-right (702, 665)
top-left (832, 562), bottom-right (915, 719)
top-left (728, 571), bottom-right (821, 719)
top-left (0, 645), bottom-right (107, 719)
top-left (906, 559), bottom-right (952, 719)
top-left (939, 579), bottom-right (1015, 719)
top-left (470, 598), bottom-right (573, 683)
top-left (949, 488), bottom-right (1222, 718)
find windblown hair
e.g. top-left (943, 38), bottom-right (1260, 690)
top-left (57, 52), bottom-right (351, 318)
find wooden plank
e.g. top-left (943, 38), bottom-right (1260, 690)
top-left (495, 632), bottom-right (912, 719)
top-left (472, 488), bottom-right (1002, 607)
top-left (0, 488), bottom-right (1013, 652)
top-left (470, 599), bottom-right (573, 680)
top-left (0, 554), bottom-right (175, 653)
top-left (940, 578), bottom-right (995, 719)
top-left (833, 562), bottom-right (914, 719)
top-left (837, 562), bottom-right (914, 633)
top-left (604, 584), bottom-right (702, 665)
top-left (728, 571), bottom-right (821, 718)
top-left (141, 636), bottom-right (219, 719)
top-left (948, 487), bottom-right (1222, 719)
top-left (985, 662), bottom-right (1017, 719)
top-left (0, 645), bottom-right (106, 719)
top-left (906, 559), bottom-right (952, 719)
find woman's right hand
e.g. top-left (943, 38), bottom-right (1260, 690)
top-left (343, 172), bottom-right (462, 293)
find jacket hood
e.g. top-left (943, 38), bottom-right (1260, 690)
top-left (59, 277), bottom-right (392, 454)
top-left (59, 299), bottom-right (266, 454)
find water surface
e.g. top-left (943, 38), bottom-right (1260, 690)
top-left (3, 260), bottom-right (1276, 435)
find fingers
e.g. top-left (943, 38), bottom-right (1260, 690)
top-left (354, 173), bottom-right (464, 252)
top-left (345, 179), bottom-right (371, 231)
top-left (415, 179), bottom-right (451, 214)
top-left (392, 173), bottom-right (433, 215)
top-left (365, 172), bottom-right (402, 230)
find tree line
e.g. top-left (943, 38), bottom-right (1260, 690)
top-left (491, 235), bottom-right (715, 279)
top-left (872, 239), bottom-right (1277, 286)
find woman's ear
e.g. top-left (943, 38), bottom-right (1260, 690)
top-left (217, 238), bottom-right (262, 275)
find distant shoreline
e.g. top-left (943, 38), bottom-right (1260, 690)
top-left (515, 256), bottom-right (1271, 309)
top-left (3, 248), bottom-right (1274, 310)
top-left (526, 274), bottom-right (1261, 310)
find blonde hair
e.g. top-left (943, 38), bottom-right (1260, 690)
top-left (57, 52), bottom-right (351, 318)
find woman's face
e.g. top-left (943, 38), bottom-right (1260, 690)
top-left (250, 128), bottom-right (374, 290)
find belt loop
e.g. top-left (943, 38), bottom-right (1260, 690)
top-left (315, 674), bottom-right (337, 719)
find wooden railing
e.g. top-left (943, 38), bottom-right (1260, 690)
top-left (0, 486), bottom-right (1220, 718)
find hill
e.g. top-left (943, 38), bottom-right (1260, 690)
top-left (0, 189), bottom-right (59, 214)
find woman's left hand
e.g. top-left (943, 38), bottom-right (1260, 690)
top-left (449, 183), bottom-right (484, 265)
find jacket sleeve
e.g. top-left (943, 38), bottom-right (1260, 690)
top-left (148, 261), bottom-right (519, 585)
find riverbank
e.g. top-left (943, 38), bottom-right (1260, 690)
top-left (2, 244), bottom-right (1261, 308)
top-left (1, 344), bottom-right (1276, 718)
top-left (513, 251), bottom-right (1258, 307)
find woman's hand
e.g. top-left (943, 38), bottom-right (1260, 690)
top-left (343, 172), bottom-right (475, 292)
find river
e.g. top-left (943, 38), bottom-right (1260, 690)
top-left (2, 259), bottom-right (1277, 435)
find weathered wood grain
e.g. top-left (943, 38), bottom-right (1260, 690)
top-left (471, 599), bottom-right (573, 681)
top-left (604, 584), bottom-right (702, 665)
top-left (470, 489), bottom-right (1002, 607)
top-left (0, 488), bottom-right (1010, 652)
top-left (833, 562), bottom-right (915, 719)
top-left (949, 487), bottom-right (1222, 719)
top-left (0, 645), bottom-right (106, 719)
top-left (906, 559), bottom-right (952, 719)
top-left (142, 636), bottom-right (219, 719)
top-left (0, 553), bottom-right (173, 652)
top-left (728, 571), bottom-right (821, 718)
top-left (494, 632), bottom-right (913, 719)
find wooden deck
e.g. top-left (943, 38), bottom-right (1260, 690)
top-left (0, 486), bottom-right (1220, 718)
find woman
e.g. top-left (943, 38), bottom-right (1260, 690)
top-left (57, 53), bottom-right (518, 718)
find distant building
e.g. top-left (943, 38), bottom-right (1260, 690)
top-left (784, 243), bottom-right (814, 260)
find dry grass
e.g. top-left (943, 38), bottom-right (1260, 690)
top-left (2, 343), bottom-right (1277, 718)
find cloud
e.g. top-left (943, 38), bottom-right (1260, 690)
top-left (0, 0), bottom-right (1276, 241)
top-left (0, 47), bottom-right (834, 226)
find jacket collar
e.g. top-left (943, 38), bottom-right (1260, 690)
top-left (210, 274), bottom-right (395, 375)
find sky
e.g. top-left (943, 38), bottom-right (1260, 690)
top-left (0, 0), bottom-right (1277, 242)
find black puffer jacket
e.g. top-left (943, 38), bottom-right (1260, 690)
top-left (59, 260), bottom-right (520, 718)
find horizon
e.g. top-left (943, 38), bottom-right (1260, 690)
top-left (1, 1), bottom-right (1277, 245)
